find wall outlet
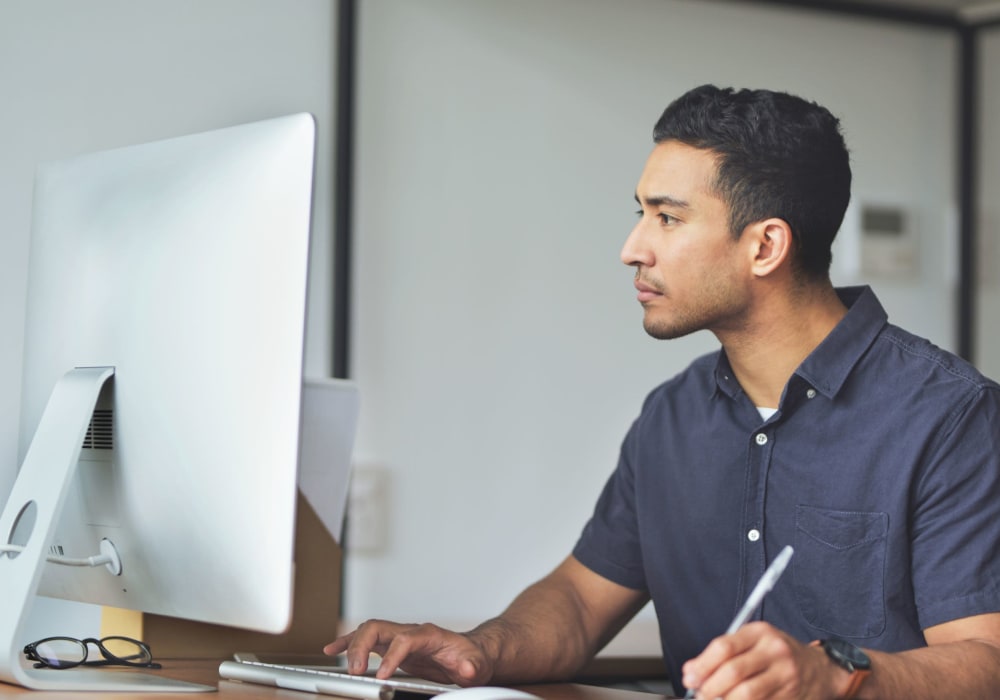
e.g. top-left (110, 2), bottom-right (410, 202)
top-left (345, 467), bottom-right (389, 553)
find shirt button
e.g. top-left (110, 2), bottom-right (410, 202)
top-left (755, 433), bottom-right (768, 446)
top-left (806, 388), bottom-right (817, 399)
top-left (747, 529), bottom-right (761, 542)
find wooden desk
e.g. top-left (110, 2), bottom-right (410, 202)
top-left (0, 660), bottom-right (680, 699)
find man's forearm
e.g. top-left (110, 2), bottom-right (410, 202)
top-left (466, 579), bottom-right (598, 683)
top-left (465, 557), bottom-right (647, 685)
top-left (859, 640), bottom-right (1000, 699)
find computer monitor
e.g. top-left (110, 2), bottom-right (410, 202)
top-left (0, 114), bottom-right (356, 691)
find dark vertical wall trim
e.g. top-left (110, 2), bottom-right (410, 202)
top-left (333, 0), bottom-right (356, 379)
top-left (958, 25), bottom-right (977, 362)
top-left (333, 0), bottom-right (357, 618)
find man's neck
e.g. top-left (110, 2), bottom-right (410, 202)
top-left (717, 283), bottom-right (847, 409)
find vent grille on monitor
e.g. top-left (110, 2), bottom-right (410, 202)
top-left (82, 409), bottom-right (113, 450)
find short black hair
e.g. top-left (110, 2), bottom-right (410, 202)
top-left (653, 85), bottom-right (851, 280)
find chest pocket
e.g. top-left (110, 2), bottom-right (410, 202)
top-left (793, 505), bottom-right (888, 638)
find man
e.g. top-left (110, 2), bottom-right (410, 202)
top-left (326, 86), bottom-right (1000, 699)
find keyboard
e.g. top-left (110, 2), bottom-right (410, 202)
top-left (219, 659), bottom-right (458, 699)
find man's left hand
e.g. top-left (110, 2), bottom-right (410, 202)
top-left (681, 622), bottom-right (846, 699)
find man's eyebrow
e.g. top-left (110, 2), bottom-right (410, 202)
top-left (634, 192), bottom-right (690, 210)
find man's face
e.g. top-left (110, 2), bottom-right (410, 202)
top-left (622, 140), bottom-right (751, 340)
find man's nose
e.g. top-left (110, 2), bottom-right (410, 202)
top-left (621, 221), bottom-right (653, 268)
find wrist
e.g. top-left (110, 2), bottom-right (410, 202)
top-left (811, 639), bottom-right (871, 699)
top-left (463, 618), bottom-right (513, 680)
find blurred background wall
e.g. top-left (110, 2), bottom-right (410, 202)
top-left (0, 0), bottom-right (995, 650)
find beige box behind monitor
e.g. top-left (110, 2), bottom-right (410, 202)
top-left (102, 492), bottom-right (341, 659)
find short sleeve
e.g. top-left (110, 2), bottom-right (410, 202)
top-left (572, 420), bottom-right (649, 592)
top-left (911, 386), bottom-right (1000, 629)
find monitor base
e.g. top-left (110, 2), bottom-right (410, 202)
top-left (14, 665), bottom-right (215, 692)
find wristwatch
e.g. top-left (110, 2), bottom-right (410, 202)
top-left (811, 638), bottom-right (871, 699)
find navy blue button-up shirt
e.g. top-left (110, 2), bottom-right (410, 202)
top-left (573, 286), bottom-right (1000, 693)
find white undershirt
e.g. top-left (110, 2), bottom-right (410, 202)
top-left (757, 407), bottom-right (778, 421)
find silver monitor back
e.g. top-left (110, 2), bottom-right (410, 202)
top-left (18, 113), bottom-right (316, 634)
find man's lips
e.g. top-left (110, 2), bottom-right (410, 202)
top-left (634, 279), bottom-right (663, 303)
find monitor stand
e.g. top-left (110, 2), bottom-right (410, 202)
top-left (0, 367), bottom-right (213, 692)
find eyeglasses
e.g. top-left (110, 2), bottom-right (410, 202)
top-left (23, 636), bottom-right (161, 670)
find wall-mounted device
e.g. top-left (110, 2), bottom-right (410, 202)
top-left (859, 203), bottom-right (919, 279)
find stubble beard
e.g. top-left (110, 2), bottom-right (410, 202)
top-left (640, 283), bottom-right (747, 341)
top-left (642, 311), bottom-right (703, 340)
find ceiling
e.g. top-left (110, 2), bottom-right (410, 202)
top-left (875, 0), bottom-right (990, 7)
top-left (875, 0), bottom-right (1000, 18)
top-left (770, 0), bottom-right (1000, 24)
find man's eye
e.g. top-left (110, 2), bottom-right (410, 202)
top-left (659, 213), bottom-right (677, 225)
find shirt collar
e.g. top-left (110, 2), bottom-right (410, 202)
top-left (795, 286), bottom-right (887, 399)
top-left (713, 285), bottom-right (888, 401)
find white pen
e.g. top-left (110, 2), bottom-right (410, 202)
top-left (683, 545), bottom-right (794, 700)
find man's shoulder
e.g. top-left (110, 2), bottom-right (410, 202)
top-left (876, 323), bottom-right (999, 392)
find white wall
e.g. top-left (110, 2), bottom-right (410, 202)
top-left (0, 0), bottom-right (336, 639)
top-left (977, 27), bottom-right (1000, 379)
top-left (345, 0), bottom-right (959, 633)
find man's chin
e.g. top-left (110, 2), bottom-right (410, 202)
top-left (642, 316), bottom-right (696, 341)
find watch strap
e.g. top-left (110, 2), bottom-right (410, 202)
top-left (841, 668), bottom-right (870, 699)
top-left (810, 639), bottom-right (871, 699)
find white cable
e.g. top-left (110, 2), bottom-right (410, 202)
top-left (0, 544), bottom-right (115, 568)
top-left (48, 552), bottom-right (116, 567)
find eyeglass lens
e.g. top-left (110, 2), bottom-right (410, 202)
top-left (100, 637), bottom-right (153, 665)
top-left (28, 638), bottom-right (86, 669)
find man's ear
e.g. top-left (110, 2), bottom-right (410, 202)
top-left (747, 218), bottom-right (793, 278)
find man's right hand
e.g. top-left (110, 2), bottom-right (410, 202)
top-left (323, 620), bottom-right (495, 687)
top-left (323, 557), bottom-right (649, 689)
